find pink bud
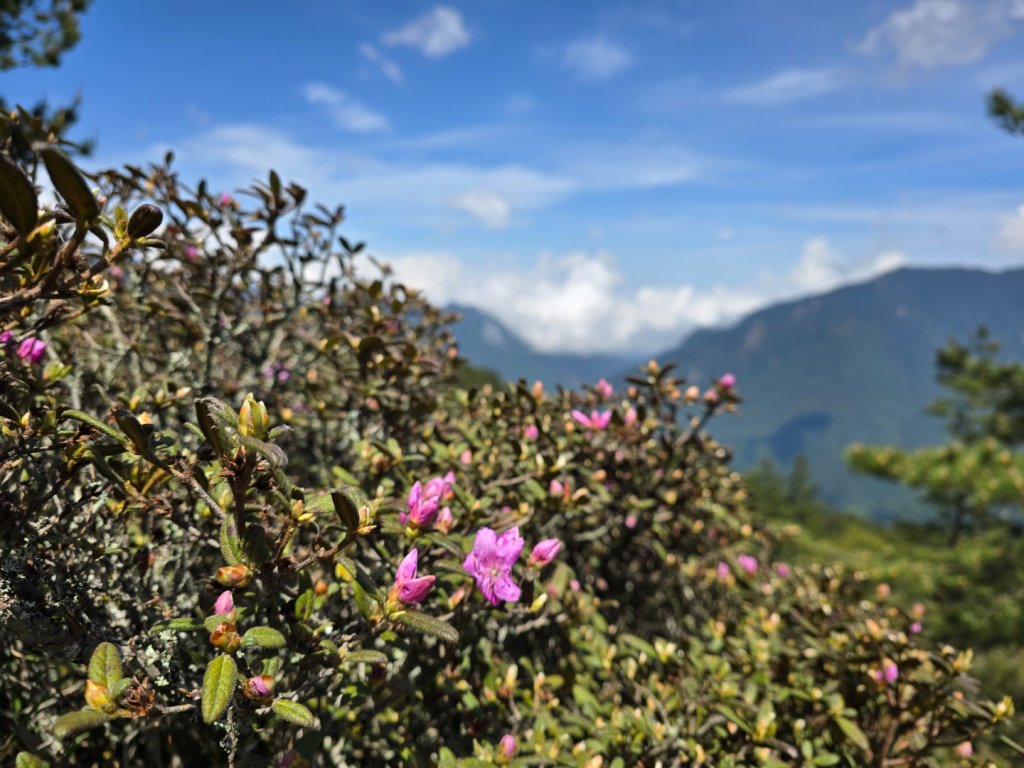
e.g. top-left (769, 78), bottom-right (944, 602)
top-left (910, 621), bottom-right (922, 634)
top-left (434, 506), bottom-right (454, 534)
top-left (219, 192), bottom-right (233, 206)
top-left (774, 562), bottom-right (791, 578)
top-left (719, 372), bottom-right (736, 389)
top-left (717, 561), bottom-right (731, 578)
top-left (185, 244), bottom-right (200, 262)
top-left (0, 331), bottom-right (13, 345)
top-left (684, 384), bottom-right (700, 402)
top-left (498, 734), bottom-right (517, 759)
top-left (523, 424), bottom-right (539, 440)
top-left (213, 590), bottom-right (234, 615)
top-left (570, 579), bottom-right (581, 592)
top-left (398, 575), bottom-right (436, 605)
top-left (624, 514), bottom-right (638, 529)
top-left (702, 388), bottom-right (719, 405)
top-left (460, 449), bottom-right (473, 464)
top-left (955, 741), bottom-right (973, 758)
top-left (595, 378), bottom-right (614, 400)
top-left (549, 479), bottom-right (564, 496)
top-left (873, 662), bottom-right (899, 684)
top-left (624, 407), bottom-right (638, 427)
top-left (737, 555), bottom-right (758, 575)
top-left (528, 538), bottom-right (562, 567)
top-left (17, 337), bottom-right (47, 364)
top-left (243, 674), bottom-right (274, 700)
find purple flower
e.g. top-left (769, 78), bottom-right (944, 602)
top-left (624, 514), bottom-right (638, 529)
top-left (571, 409), bottom-right (612, 430)
top-left (391, 548), bottom-right (435, 605)
top-left (401, 471), bottom-right (455, 528)
top-left (463, 527), bottom-right (524, 606)
top-left (243, 675), bottom-right (274, 700)
top-left (719, 372), bottom-right (737, 389)
top-left (0, 331), bottom-right (13, 345)
top-left (595, 378), bottom-right (614, 400)
top-left (774, 562), bottom-right (791, 578)
top-left (910, 621), bottom-right (922, 634)
top-left (528, 538), bottom-right (562, 568)
top-left (737, 555), bottom-right (758, 575)
top-left (498, 734), bottom-right (517, 760)
top-left (213, 590), bottom-right (234, 615)
top-left (716, 562), bottom-right (731, 579)
top-left (523, 424), bottom-right (539, 440)
top-left (17, 337), bottom-right (46, 364)
top-left (549, 479), bottom-right (564, 497)
top-left (874, 662), bottom-right (899, 685)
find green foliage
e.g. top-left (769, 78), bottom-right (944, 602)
top-left (989, 88), bottom-right (1024, 137)
top-left (0, 134), bottom-right (1011, 767)
top-left (0, 0), bottom-right (90, 70)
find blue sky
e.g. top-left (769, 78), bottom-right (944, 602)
top-left (5, 0), bottom-right (1024, 353)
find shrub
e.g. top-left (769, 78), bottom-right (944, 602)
top-left (0, 127), bottom-right (1011, 766)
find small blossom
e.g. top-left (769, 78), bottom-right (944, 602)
top-left (910, 621), bottom-right (922, 634)
top-left (873, 661), bottom-right (899, 685)
top-left (684, 384), bottom-right (700, 402)
top-left (570, 579), bottom-right (581, 592)
top-left (912, 602), bottom-right (926, 619)
top-left (463, 527), bottom-right (524, 606)
top-left (528, 538), bottom-right (562, 568)
top-left (185, 244), bottom-right (200, 262)
top-left (702, 388), bottom-right (720, 405)
top-left (402, 471), bottom-right (455, 528)
top-left (595, 378), bottom-right (614, 400)
top-left (571, 409), bottom-right (612, 430)
top-left (498, 733), bottom-right (517, 760)
top-left (876, 582), bottom-right (891, 599)
top-left (955, 741), bottom-right (973, 758)
top-left (219, 192), bottom-right (233, 206)
top-left (549, 479), bottom-right (564, 497)
top-left (737, 555), bottom-right (758, 575)
top-left (391, 548), bottom-right (435, 605)
top-left (624, 407), bottom-right (638, 427)
top-left (1, 330), bottom-right (14, 345)
top-left (213, 590), bottom-right (234, 615)
top-left (459, 449), bottom-right (473, 464)
top-left (624, 514), bottom-right (638, 529)
top-left (718, 372), bottom-right (736, 389)
top-left (523, 424), bottom-right (539, 440)
top-left (434, 506), bottom-right (454, 534)
top-left (716, 562), bottom-right (731, 579)
top-left (774, 562), bottom-right (791, 578)
top-left (17, 337), bottom-right (46, 364)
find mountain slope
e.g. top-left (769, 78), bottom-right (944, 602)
top-left (448, 304), bottom-right (630, 389)
top-left (647, 267), bottom-right (1024, 520)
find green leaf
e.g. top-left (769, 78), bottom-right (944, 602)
top-left (201, 654), bottom-right (238, 724)
top-left (271, 698), bottom-right (316, 727)
top-left (150, 617), bottom-right (205, 633)
top-left (330, 485), bottom-right (367, 531)
top-left (396, 611), bottom-right (459, 644)
top-left (835, 716), bottom-right (870, 754)
top-left (241, 626), bottom-right (286, 649)
top-left (343, 649), bottom-right (388, 664)
top-left (295, 589), bottom-right (314, 621)
top-left (15, 752), bottom-right (50, 768)
top-left (126, 203), bottom-right (163, 239)
top-left (36, 143), bottom-right (100, 221)
top-left (87, 642), bottom-right (123, 688)
top-left (54, 709), bottom-right (108, 739)
top-left (220, 516), bottom-right (245, 566)
top-left (0, 153), bottom-right (38, 236)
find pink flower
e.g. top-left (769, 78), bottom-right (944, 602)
top-left (955, 741), bottom-right (973, 758)
top-left (571, 409), bottom-right (612, 430)
top-left (243, 674), bottom-right (274, 700)
top-left (401, 471), bottom-right (455, 528)
top-left (434, 506), bottom-right (454, 534)
top-left (17, 337), bottom-right (46, 364)
top-left (219, 192), bottom-right (233, 206)
top-left (719, 372), bottom-right (736, 389)
top-left (528, 538), bottom-right (562, 568)
top-left (774, 562), bottom-right (791, 578)
top-left (459, 449), bottom-right (473, 464)
top-left (570, 579), bottom-right (581, 592)
top-left (185, 244), bottom-right (200, 262)
top-left (1, 330), bottom-right (14, 345)
top-left (523, 424), bottom-right (539, 440)
top-left (873, 662), bottom-right (899, 685)
top-left (737, 555), bottom-right (758, 575)
top-left (498, 734), bottom-right (517, 760)
top-left (910, 621), bottom-right (922, 634)
top-left (716, 562), bottom-right (731, 579)
top-left (213, 590), bottom-right (234, 615)
top-left (703, 388), bottom-right (720, 405)
top-left (595, 378), bottom-right (614, 400)
top-left (463, 527), bottom-right (524, 606)
top-left (549, 479), bottom-right (564, 497)
top-left (391, 548), bottom-right (435, 605)
top-left (624, 514), bottom-right (638, 529)
top-left (624, 407), bottom-right (638, 427)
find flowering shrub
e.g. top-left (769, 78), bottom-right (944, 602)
top-left (0, 124), bottom-right (1013, 766)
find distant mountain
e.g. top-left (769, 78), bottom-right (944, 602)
top-left (448, 268), bottom-right (1024, 521)
top-left (447, 304), bottom-right (630, 389)
top-left (645, 267), bottom-right (1024, 521)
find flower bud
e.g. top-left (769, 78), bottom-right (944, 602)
top-left (238, 393), bottom-right (270, 439)
top-left (243, 674), bottom-right (275, 701)
top-left (126, 203), bottom-right (163, 238)
top-left (210, 621), bottom-right (242, 653)
top-left (497, 734), bottom-right (517, 762)
top-left (214, 590), bottom-right (235, 615)
top-left (684, 385), bottom-right (700, 402)
top-left (528, 538), bottom-right (562, 568)
top-left (84, 679), bottom-right (113, 712)
top-left (718, 372), bottom-right (736, 389)
top-left (215, 564), bottom-right (254, 588)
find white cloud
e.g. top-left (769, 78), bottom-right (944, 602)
top-left (304, 83), bottom-right (389, 133)
top-left (857, 0), bottom-right (1024, 68)
top-left (563, 36), bottom-right (632, 80)
top-left (359, 43), bottom-right (403, 83)
top-left (382, 243), bottom-right (906, 354)
top-left (451, 191), bottom-right (512, 228)
top-left (995, 204), bottom-right (1024, 251)
top-left (726, 68), bottom-right (842, 106)
top-left (383, 6), bottom-right (471, 58)
top-left (500, 93), bottom-right (536, 116)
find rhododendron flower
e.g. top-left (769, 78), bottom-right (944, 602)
top-left (910, 621), bottom-right (922, 634)
top-left (463, 527), bottom-right (524, 605)
top-left (624, 407), bottom-right (638, 427)
top-left (571, 409), bottom-right (612, 430)
top-left (434, 506), bottom-right (454, 534)
top-left (873, 662), bottom-right (899, 684)
top-left (213, 590), bottom-right (234, 615)
top-left (595, 378), bottom-right (614, 400)
top-left (716, 562), bottom-right (731, 578)
top-left (402, 471), bottom-right (455, 527)
top-left (391, 548), bottom-right (435, 605)
top-left (498, 733), bottom-right (517, 760)
top-left (737, 554), bottom-right (758, 574)
top-left (719, 372), bottom-right (736, 389)
top-left (774, 562), bottom-right (791, 578)
top-left (243, 674), bottom-right (274, 700)
top-left (523, 424), bottom-right (539, 440)
top-left (528, 538), bottom-right (562, 568)
top-left (17, 337), bottom-right (46, 363)
top-left (0, 331), bottom-right (13, 345)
